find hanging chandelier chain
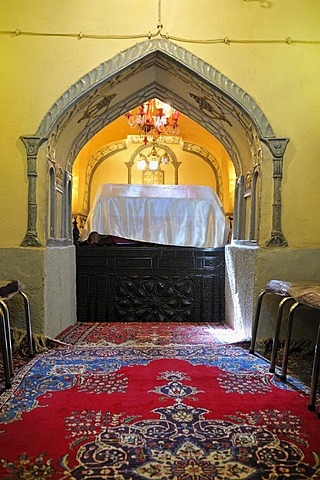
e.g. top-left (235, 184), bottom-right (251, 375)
top-left (157, 0), bottom-right (163, 30)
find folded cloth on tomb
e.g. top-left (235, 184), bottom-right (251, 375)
top-left (80, 183), bottom-right (229, 248)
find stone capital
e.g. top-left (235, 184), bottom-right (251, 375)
top-left (266, 232), bottom-right (288, 248)
top-left (261, 137), bottom-right (289, 158)
top-left (20, 136), bottom-right (47, 157)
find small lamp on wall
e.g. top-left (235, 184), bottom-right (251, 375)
top-left (149, 160), bottom-right (159, 171)
top-left (136, 143), bottom-right (170, 172)
top-left (137, 158), bottom-right (147, 171)
top-left (127, 140), bottom-right (179, 186)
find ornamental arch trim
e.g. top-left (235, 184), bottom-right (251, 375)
top-left (36, 39), bottom-right (275, 140)
top-left (20, 38), bottom-right (287, 247)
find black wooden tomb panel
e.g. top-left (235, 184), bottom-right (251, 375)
top-left (76, 246), bottom-right (225, 323)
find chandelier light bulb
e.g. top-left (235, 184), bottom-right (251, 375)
top-left (125, 98), bottom-right (180, 144)
top-left (137, 159), bottom-right (147, 171)
top-left (149, 160), bottom-right (159, 170)
top-left (135, 142), bottom-right (170, 172)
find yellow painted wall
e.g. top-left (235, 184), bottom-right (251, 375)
top-left (1, 0), bottom-right (320, 247)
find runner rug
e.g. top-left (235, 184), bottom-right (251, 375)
top-left (0, 343), bottom-right (319, 479)
top-left (55, 322), bottom-right (234, 346)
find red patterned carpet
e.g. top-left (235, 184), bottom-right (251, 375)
top-left (56, 321), bottom-right (235, 346)
top-left (0, 324), bottom-right (319, 479)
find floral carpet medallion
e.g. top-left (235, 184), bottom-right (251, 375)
top-left (0, 344), bottom-right (319, 479)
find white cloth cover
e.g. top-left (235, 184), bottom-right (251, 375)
top-left (80, 184), bottom-right (229, 248)
top-left (265, 279), bottom-right (320, 309)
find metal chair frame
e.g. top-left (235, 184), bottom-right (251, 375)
top-left (250, 284), bottom-right (320, 416)
top-left (0, 289), bottom-right (34, 389)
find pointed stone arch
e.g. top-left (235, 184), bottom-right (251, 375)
top-left (36, 39), bottom-right (274, 140)
top-left (21, 38), bottom-right (288, 248)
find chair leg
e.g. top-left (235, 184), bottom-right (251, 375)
top-left (280, 301), bottom-right (300, 381)
top-left (269, 296), bottom-right (293, 373)
top-left (18, 291), bottom-right (34, 357)
top-left (249, 289), bottom-right (267, 354)
top-left (0, 308), bottom-right (12, 388)
top-left (0, 301), bottom-right (13, 376)
top-left (308, 323), bottom-right (320, 411)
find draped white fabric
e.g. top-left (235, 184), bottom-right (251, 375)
top-left (80, 184), bottom-right (229, 248)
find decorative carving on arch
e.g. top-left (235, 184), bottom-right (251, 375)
top-left (182, 143), bottom-right (224, 202)
top-left (77, 93), bottom-right (118, 126)
top-left (36, 39), bottom-right (274, 139)
top-left (83, 140), bottom-right (127, 212)
top-left (189, 93), bottom-right (233, 127)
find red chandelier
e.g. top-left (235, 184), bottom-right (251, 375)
top-left (124, 98), bottom-right (180, 144)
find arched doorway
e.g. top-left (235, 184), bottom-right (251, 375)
top-left (20, 39), bottom-right (289, 337)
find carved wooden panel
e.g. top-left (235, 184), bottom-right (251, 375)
top-left (76, 246), bottom-right (225, 323)
top-left (115, 275), bottom-right (194, 322)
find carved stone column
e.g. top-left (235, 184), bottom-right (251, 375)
top-left (248, 169), bottom-right (259, 242)
top-left (232, 181), bottom-right (239, 240)
top-left (261, 137), bottom-right (289, 247)
top-left (20, 135), bottom-right (47, 247)
top-left (237, 175), bottom-right (246, 240)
